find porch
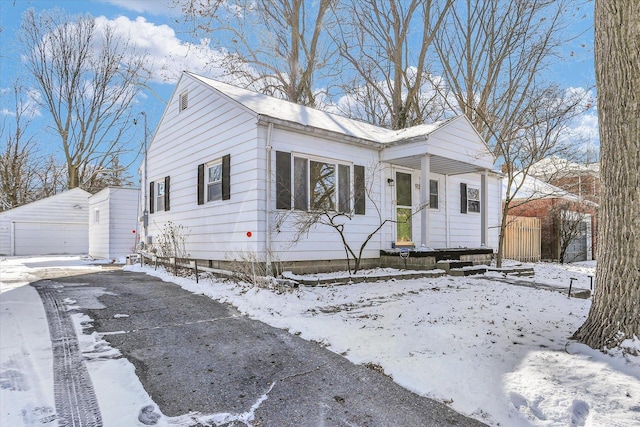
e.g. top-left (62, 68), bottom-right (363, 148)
top-left (380, 116), bottom-right (497, 250)
top-left (380, 247), bottom-right (494, 271)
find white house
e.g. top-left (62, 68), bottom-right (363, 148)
top-left (0, 188), bottom-right (90, 256)
top-left (141, 72), bottom-right (502, 271)
top-left (88, 187), bottom-right (139, 260)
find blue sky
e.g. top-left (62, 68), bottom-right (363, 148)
top-left (0, 0), bottom-right (599, 183)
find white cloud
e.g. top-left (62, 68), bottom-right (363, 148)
top-left (94, 16), bottom-right (231, 85)
top-left (564, 88), bottom-right (599, 151)
top-left (0, 86), bottom-right (42, 118)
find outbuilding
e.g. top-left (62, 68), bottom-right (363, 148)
top-left (0, 188), bottom-right (90, 256)
top-left (88, 187), bottom-right (140, 260)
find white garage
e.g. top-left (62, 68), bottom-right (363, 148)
top-left (0, 188), bottom-right (90, 256)
top-left (88, 187), bottom-right (139, 260)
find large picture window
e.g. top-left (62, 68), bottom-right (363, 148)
top-left (294, 156), bottom-right (308, 210)
top-left (310, 160), bottom-right (335, 210)
top-left (276, 151), bottom-right (364, 214)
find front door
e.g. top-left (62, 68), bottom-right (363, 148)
top-left (396, 171), bottom-right (413, 245)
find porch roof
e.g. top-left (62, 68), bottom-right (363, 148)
top-left (380, 115), bottom-right (495, 174)
top-left (387, 154), bottom-right (487, 175)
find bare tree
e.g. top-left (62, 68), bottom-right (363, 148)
top-left (0, 80), bottom-right (41, 211)
top-left (548, 201), bottom-right (594, 264)
top-left (19, 9), bottom-right (147, 191)
top-left (572, 0), bottom-right (640, 350)
top-left (175, 0), bottom-right (338, 107)
top-left (332, 0), bottom-right (452, 129)
top-left (34, 154), bottom-right (67, 198)
top-left (497, 86), bottom-right (591, 266)
top-left (431, 0), bottom-right (593, 266)
top-left (275, 163), bottom-right (425, 274)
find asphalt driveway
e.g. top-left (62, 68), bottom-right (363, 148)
top-left (38, 268), bottom-right (486, 426)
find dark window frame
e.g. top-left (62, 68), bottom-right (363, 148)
top-left (460, 182), bottom-right (480, 214)
top-left (150, 176), bottom-right (170, 213)
top-left (197, 154), bottom-right (230, 205)
top-left (275, 151), bottom-right (365, 215)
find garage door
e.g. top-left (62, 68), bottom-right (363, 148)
top-left (14, 222), bottom-right (88, 256)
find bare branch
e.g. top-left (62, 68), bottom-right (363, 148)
top-left (19, 9), bottom-right (148, 191)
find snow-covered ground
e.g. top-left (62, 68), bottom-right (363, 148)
top-left (1, 256), bottom-right (639, 427)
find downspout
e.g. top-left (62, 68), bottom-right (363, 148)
top-left (265, 123), bottom-right (274, 276)
top-left (445, 174), bottom-right (450, 247)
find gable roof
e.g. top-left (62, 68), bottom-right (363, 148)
top-left (0, 188), bottom-right (91, 216)
top-left (505, 173), bottom-right (598, 206)
top-left (185, 72), bottom-right (465, 146)
top-left (529, 156), bottom-right (600, 178)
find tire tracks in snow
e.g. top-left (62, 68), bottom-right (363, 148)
top-left (33, 282), bottom-right (102, 427)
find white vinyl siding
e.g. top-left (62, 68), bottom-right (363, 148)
top-left (0, 188), bottom-right (90, 256)
top-left (89, 187), bottom-right (139, 259)
top-left (143, 73), bottom-right (502, 263)
top-left (269, 128), bottom-right (379, 262)
top-left (144, 75), bottom-right (263, 261)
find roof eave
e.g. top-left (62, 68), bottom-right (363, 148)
top-left (256, 115), bottom-right (384, 151)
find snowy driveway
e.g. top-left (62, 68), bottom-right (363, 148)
top-left (1, 257), bottom-right (485, 426)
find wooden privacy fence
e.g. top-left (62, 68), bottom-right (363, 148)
top-left (504, 216), bottom-right (541, 262)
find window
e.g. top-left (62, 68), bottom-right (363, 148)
top-left (294, 156), bottom-right (308, 210)
top-left (460, 183), bottom-right (480, 214)
top-left (179, 91), bottom-right (188, 112)
top-left (338, 164), bottom-right (350, 213)
top-left (150, 176), bottom-right (170, 213)
top-left (197, 155), bottom-right (230, 205)
top-left (157, 181), bottom-right (165, 211)
top-left (276, 152), bottom-right (292, 209)
top-left (396, 172), bottom-right (412, 243)
top-left (429, 179), bottom-right (439, 209)
top-left (467, 187), bottom-right (480, 212)
top-left (354, 165), bottom-right (366, 215)
top-left (310, 160), bottom-right (335, 210)
top-left (207, 161), bottom-right (222, 201)
top-left (276, 151), bottom-right (364, 214)
top-left (94, 209), bottom-right (100, 224)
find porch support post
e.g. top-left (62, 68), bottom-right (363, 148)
top-left (420, 155), bottom-right (430, 248)
top-left (481, 169), bottom-right (489, 246)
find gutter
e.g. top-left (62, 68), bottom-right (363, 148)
top-left (256, 115), bottom-right (384, 151)
top-left (265, 122), bottom-right (273, 276)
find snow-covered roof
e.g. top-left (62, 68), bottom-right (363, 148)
top-left (0, 188), bottom-right (91, 217)
top-left (504, 172), bottom-right (598, 206)
top-left (186, 72), bottom-right (456, 145)
top-left (529, 156), bottom-right (600, 179)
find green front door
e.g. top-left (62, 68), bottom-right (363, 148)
top-left (396, 172), bottom-right (412, 244)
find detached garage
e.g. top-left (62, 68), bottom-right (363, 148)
top-left (0, 188), bottom-right (90, 256)
top-left (88, 187), bottom-right (139, 260)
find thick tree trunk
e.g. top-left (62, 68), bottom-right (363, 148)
top-left (572, 0), bottom-right (640, 349)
